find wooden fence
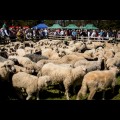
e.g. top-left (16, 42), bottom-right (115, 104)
top-left (48, 35), bottom-right (120, 43)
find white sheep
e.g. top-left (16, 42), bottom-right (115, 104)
top-left (76, 67), bottom-right (119, 100)
top-left (41, 63), bottom-right (87, 100)
top-left (12, 72), bottom-right (51, 100)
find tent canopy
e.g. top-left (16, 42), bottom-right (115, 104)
top-left (82, 24), bottom-right (98, 30)
top-left (33, 23), bottom-right (48, 29)
top-left (49, 24), bottom-right (63, 29)
top-left (64, 24), bottom-right (79, 29)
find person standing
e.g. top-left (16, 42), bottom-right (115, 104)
top-left (2, 21), bottom-right (7, 29)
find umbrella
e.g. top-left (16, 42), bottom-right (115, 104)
top-left (48, 24), bottom-right (63, 29)
top-left (33, 23), bottom-right (48, 29)
top-left (64, 24), bottom-right (79, 29)
top-left (83, 24), bottom-right (98, 30)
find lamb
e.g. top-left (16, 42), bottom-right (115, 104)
top-left (41, 63), bottom-right (87, 100)
top-left (12, 72), bottom-right (51, 100)
top-left (76, 67), bottom-right (119, 100)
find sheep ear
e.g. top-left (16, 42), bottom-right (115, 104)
top-left (81, 66), bottom-right (86, 72)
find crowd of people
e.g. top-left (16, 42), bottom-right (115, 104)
top-left (0, 22), bottom-right (120, 42)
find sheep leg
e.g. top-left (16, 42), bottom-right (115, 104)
top-left (36, 91), bottom-right (40, 100)
top-left (76, 87), bottom-right (87, 100)
top-left (76, 82), bottom-right (88, 100)
top-left (26, 94), bottom-right (32, 100)
top-left (63, 80), bottom-right (71, 100)
top-left (65, 89), bottom-right (69, 100)
top-left (102, 91), bottom-right (105, 100)
top-left (88, 88), bottom-right (96, 100)
top-left (76, 91), bottom-right (83, 100)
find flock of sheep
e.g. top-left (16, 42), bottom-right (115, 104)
top-left (0, 38), bottom-right (120, 100)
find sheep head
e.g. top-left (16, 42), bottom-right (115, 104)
top-left (2, 60), bottom-right (16, 73)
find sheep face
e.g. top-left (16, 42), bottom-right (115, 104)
top-left (2, 60), bottom-right (16, 73)
top-left (25, 64), bottom-right (35, 74)
top-left (58, 51), bottom-right (66, 57)
top-left (9, 58), bottom-right (20, 65)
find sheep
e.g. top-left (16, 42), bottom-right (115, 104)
top-left (105, 57), bottom-right (120, 69)
top-left (12, 72), bottom-right (51, 100)
top-left (41, 63), bottom-right (87, 100)
top-left (37, 63), bottom-right (74, 78)
top-left (8, 56), bottom-right (33, 66)
top-left (24, 47), bottom-right (35, 54)
top-left (76, 53), bottom-right (104, 71)
top-left (76, 67), bottom-right (119, 100)
top-left (36, 54), bottom-right (86, 72)
top-left (74, 59), bottom-right (89, 67)
top-left (12, 72), bottom-right (39, 100)
top-left (42, 48), bottom-right (61, 60)
top-left (8, 56), bottom-right (38, 74)
top-left (14, 65), bottom-right (27, 73)
top-left (16, 48), bottom-right (26, 56)
top-left (0, 60), bottom-right (16, 99)
top-left (23, 54), bottom-right (48, 63)
top-left (84, 57), bottom-right (104, 72)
